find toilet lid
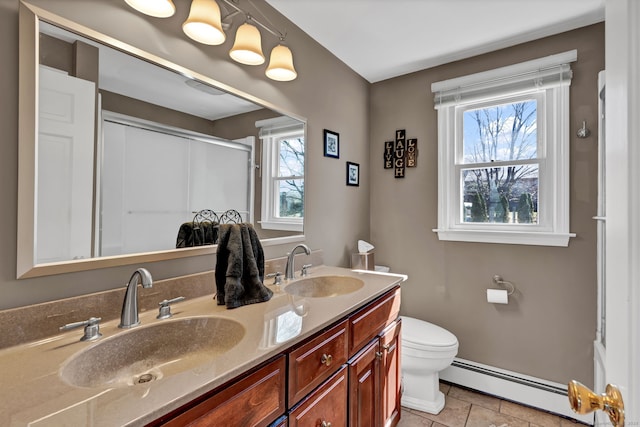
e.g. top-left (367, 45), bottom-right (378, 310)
top-left (401, 316), bottom-right (458, 349)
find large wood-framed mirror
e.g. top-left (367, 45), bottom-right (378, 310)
top-left (17, 2), bottom-right (306, 278)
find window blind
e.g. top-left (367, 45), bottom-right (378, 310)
top-left (432, 50), bottom-right (577, 108)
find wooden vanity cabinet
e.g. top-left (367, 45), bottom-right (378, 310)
top-left (379, 319), bottom-right (402, 427)
top-left (151, 355), bottom-right (286, 427)
top-left (149, 286), bottom-right (401, 427)
top-left (348, 339), bottom-right (381, 426)
top-left (287, 319), bottom-right (349, 407)
top-left (347, 299), bottom-right (402, 427)
top-left (269, 415), bottom-right (288, 427)
top-left (348, 287), bottom-right (402, 356)
top-left (288, 365), bottom-right (348, 427)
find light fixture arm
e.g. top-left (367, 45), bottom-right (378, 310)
top-left (218, 0), bottom-right (286, 40)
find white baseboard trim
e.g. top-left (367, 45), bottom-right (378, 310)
top-left (439, 358), bottom-right (594, 424)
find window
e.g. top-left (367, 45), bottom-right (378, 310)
top-left (432, 50), bottom-right (577, 246)
top-left (256, 116), bottom-right (305, 231)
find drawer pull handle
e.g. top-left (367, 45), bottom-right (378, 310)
top-left (320, 353), bottom-right (333, 366)
top-left (321, 421), bottom-right (332, 427)
top-left (382, 343), bottom-right (396, 354)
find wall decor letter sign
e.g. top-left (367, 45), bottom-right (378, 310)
top-left (384, 141), bottom-right (394, 169)
top-left (384, 129), bottom-right (417, 178)
top-left (394, 129), bottom-right (406, 178)
top-left (406, 138), bottom-right (417, 167)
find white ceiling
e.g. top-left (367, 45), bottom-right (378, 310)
top-left (266, 0), bottom-right (605, 83)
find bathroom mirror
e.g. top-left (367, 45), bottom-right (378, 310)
top-left (17, 3), bottom-right (306, 278)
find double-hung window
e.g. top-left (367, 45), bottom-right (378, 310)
top-left (256, 116), bottom-right (305, 232)
top-left (432, 50), bottom-right (577, 246)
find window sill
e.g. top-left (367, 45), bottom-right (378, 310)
top-left (259, 220), bottom-right (303, 232)
top-left (433, 229), bottom-right (576, 247)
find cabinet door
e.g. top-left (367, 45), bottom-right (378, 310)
top-left (380, 319), bottom-right (402, 427)
top-left (157, 356), bottom-right (286, 427)
top-left (348, 339), bottom-right (380, 427)
top-left (289, 365), bottom-right (348, 427)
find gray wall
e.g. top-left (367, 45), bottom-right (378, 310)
top-left (369, 24), bottom-right (604, 386)
top-left (0, 0), bottom-right (369, 308)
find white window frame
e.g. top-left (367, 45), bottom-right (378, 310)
top-left (256, 116), bottom-right (305, 232)
top-left (432, 50), bottom-right (577, 247)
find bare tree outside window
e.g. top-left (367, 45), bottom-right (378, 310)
top-left (278, 136), bottom-right (304, 218)
top-left (461, 100), bottom-right (539, 224)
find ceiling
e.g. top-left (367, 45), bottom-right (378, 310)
top-left (265, 0), bottom-right (605, 83)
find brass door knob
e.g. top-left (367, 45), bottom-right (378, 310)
top-left (568, 380), bottom-right (624, 427)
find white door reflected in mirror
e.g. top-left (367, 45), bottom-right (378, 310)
top-left (37, 66), bottom-right (95, 264)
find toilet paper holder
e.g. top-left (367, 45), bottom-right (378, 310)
top-left (492, 275), bottom-right (515, 295)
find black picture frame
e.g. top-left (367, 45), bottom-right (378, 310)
top-left (323, 129), bottom-right (339, 158)
top-left (346, 161), bottom-right (359, 186)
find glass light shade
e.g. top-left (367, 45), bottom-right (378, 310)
top-left (182, 0), bottom-right (226, 45)
top-left (266, 44), bottom-right (297, 81)
top-left (124, 0), bottom-right (176, 18)
top-left (229, 23), bottom-right (265, 65)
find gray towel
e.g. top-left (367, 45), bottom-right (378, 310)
top-left (176, 221), bottom-right (219, 248)
top-left (215, 223), bottom-right (272, 309)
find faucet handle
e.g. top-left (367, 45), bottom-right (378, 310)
top-left (266, 272), bottom-right (283, 285)
top-left (157, 296), bottom-right (185, 319)
top-left (60, 317), bottom-right (102, 341)
top-left (301, 264), bottom-right (312, 276)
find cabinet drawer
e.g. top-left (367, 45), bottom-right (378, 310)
top-left (158, 355), bottom-right (286, 427)
top-left (289, 365), bottom-right (348, 427)
top-left (288, 319), bottom-right (349, 407)
top-left (348, 286), bottom-right (401, 356)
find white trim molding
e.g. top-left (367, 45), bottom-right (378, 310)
top-left (432, 51), bottom-right (577, 247)
top-left (256, 117), bottom-right (305, 232)
top-left (440, 358), bottom-right (593, 424)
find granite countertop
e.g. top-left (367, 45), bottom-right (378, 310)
top-left (0, 266), bottom-right (406, 426)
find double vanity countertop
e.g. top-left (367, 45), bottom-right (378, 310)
top-left (0, 266), bottom-right (406, 426)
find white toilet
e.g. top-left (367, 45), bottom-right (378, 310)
top-left (400, 316), bottom-right (459, 414)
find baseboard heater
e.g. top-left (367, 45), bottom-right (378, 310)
top-left (439, 358), bottom-right (594, 424)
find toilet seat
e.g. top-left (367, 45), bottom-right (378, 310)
top-left (401, 316), bottom-right (458, 352)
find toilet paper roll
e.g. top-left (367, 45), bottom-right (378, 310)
top-left (487, 288), bottom-right (509, 304)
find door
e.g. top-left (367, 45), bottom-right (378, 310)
top-left (37, 66), bottom-right (95, 263)
top-left (571, 1), bottom-right (639, 424)
top-left (603, 0), bottom-right (639, 420)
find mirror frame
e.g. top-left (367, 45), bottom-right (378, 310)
top-left (17, 1), bottom-right (306, 279)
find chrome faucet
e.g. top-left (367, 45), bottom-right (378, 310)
top-left (119, 268), bottom-right (153, 328)
top-left (285, 244), bottom-right (311, 280)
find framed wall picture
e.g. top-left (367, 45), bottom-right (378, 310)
top-left (323, 129), bottom-right (339, 158)
top-left (346, 161), bottom-right (360, 186)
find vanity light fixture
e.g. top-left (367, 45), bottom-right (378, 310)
top-left (265, 42), bottom-right (297, 81)
top-left (229, 19), bottom-right (265, 65)
top-left (124, 0), bottom-right (176, 18)
top-left (125, 0), bottom-right (297, 81)
top-left (183, 0), bottom-right (226, 45)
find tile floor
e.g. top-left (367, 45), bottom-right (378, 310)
top-left (398, 382), bottom-right (586, 427)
